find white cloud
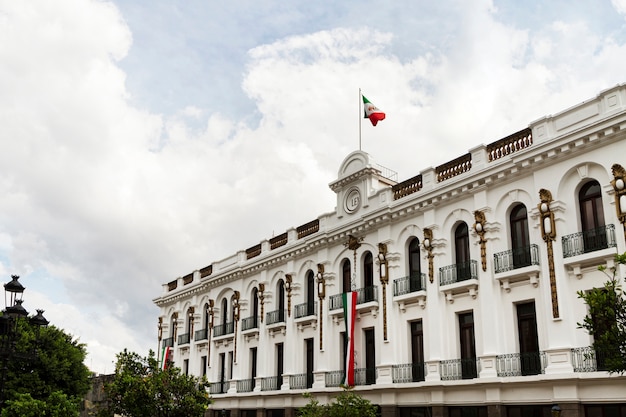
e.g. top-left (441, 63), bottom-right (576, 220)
top-left (1, 0), bottom-right (626, 373)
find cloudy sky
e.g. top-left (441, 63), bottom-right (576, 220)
top-left (1, 0), bottom-right (626, 373)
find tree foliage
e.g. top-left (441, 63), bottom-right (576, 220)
top-left (298, 389), bottom-right (378, 417)
top-left (99, 349), bottom-right (211, 417)
top-left (578, 252), bottom-right (626, 374)
top-left (1, 319), bottom-right (90, 416)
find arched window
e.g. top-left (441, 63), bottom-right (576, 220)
top-left (203, 303), bottom-right (210, 330)
top-left (278, 280), bottom-right (286, 321)
top-left (342, 259), bottom-right (351, 293)
top-left (510, 204), bottom-right (531, 268)
top-left (363, 252), bottom-right (374, 302)
top-left (408, 237), bottom-right (421, 290)
top-left (306, 270), bottom-right (315, 315)
top-left (252, 287), bottom-right (259, 323)
top-left (579, 180), bottom-right (607, 251)
top-left (363, 252), bottom-right (374, 288)
top-left (455, 222), bottom-right (471, 280)
top-left (221, 298), bottom-right (228, 327)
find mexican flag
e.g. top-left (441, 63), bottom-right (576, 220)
top-left (161, 346), bottom-right (172, 370)
top-left (362, 95), bottom-right (386, 126)
top-left (342, 291), bottom-right (358, 386)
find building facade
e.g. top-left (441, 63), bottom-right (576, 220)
top-left (153, 84), bottom-right (626, 417)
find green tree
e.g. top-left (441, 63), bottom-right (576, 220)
top-left (1, 319), bottom-right (90, 416)
top-left (298, 388), bottom-right (378, 417)
top-left (99, 349), bottom-right (211, 417)
top-left (578, 252), bottom-right (626, 374)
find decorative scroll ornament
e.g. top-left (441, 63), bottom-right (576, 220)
top-left (285, 274), bottom-right (293, 317)
top-left (258, 283), bottom-right (265, 323)
top-left (188, 306), bottom-right (195, 337)
top-left (232, 291), bottom-right (240, 362)
top-left (611, 163), bottom-right (626, 240)
top-left (158, 317), bottom-right (163, 341)
top-left (538, 189), bottom-right (559, 319)
top-left (317, 263), bottom-right (325, 350)
top-left (423, 228), bottom-right (434, 283)
top-left (474, 210), bottom-right (487, 272)
top-left (378, 242), bottom-right (389, 341)
top-left (344, 235), bottom-right (363, 290)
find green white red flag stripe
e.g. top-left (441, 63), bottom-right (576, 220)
top-left (161, 346), bottom-right (172, 370)
top-left (362, 95), bottom-right (386, 126)
top-left (342, 291), bottom-right (357, 386)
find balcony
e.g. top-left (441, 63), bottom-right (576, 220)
top-left (162, 337), bottom-right (174, 348)
top-left (439, 260), bottom-right (479, 301)
top-left (260, 376), bottom-right (280, 391)
top-left (194, 328), bottom-right (208, 341)
top-left (241, 315), bottom-right (259, 331)
top-left (354, 367), bottom-right (377, 385)
top-left (266, 309), bottom-right (286, 335)
top-left (325, 370), bottom-right (344, 387)
top-left (329, 286), bottom-right (379, 311)
top-left (562, 225), bottom-right (618, 274)
top-left (440, 358), bottom-right (479, 380)
top-left (241, 315), bottom-right (259, 341)
top-left (294, 302), bottom-right (317, 330)
top-left (493, 245), bottom-right (541, 290)
top-left (294, 302), bottom-right (317, 319)
top-left (392, 362), bottom-right (426, 383)
top-left (393, 274), bottom-right (427, 309)
top-left (177, 332), bottom-right (190, 345)
top-left (237, 378), bottom-right (255, 393)
top-left (496, 352), bottom-right (546, 376)
top-left (572, 346), bottom-right (609, 372)
top-left (289, 372), bottom-right (313, 389)
top-left (213, 321), bottom-right (234, 338)
top-left (209, 380), bottom-right (229, 394)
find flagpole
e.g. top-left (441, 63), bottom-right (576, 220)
top-left (358, 88), bottom-right (362, 151)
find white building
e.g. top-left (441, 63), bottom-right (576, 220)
top-left (153, 84), bottom-right (626, 417)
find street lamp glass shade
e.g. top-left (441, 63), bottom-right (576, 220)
top-left (4, 275), bottom-right (25, 295)
top-left (551, 405), bottom-right (562, 417)
top-left (5, 299), bottom-right (29, 317)
top-left (30, 309), bottom-right (49, 327)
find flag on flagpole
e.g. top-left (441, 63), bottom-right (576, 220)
top-left (342, 291), bottom-right (358, 386)
top-left (161, 346), bottom-right (172, 370)
top-left (362, 95), bottom-right (386, 126)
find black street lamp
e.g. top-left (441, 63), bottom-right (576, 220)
top-left (0, 275), bottom-right (49, 409)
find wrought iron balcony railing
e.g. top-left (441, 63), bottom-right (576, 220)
top-left (392, 362), bottom-right (426, 383)
top-left (213, 321), bottom-right (234, 337)
top-left (209, 381), bottom-right (229, 394)
top-left (493, 244), bottom-right (540, 273)
top-left (266, 309), bottom-right (286, 325)
top-left (260, 376), bottom-right (281, 391)
top-left (177, 332), bottom-right (190, 345)
top-left (325, 370), bottom-right (344, 387)
top-left (194, 328), bottom-right (208, 341)
top-left (162, 337), bottom-right (174, 348)
top-left (393, 273), bottom-right (426, 296)
top-left (439, 260), bottom-right (478, 286)
top-left (329, 286), bottom-right (379, 311)
top-left (237, 378), bottom-right (255, 393)
top-left (496, 351), bottom-right (546, 376)
top-left (354, 367), bottom-right (377, 385)
top-left (294, 302), bottom-right (317, 319)
top-left (562, 224), bottom-right (616, 258)
top-left (572, 346), bottom-right (609, 372)
top-left (440, 358), bottom-right (480, 380)
top-left (241, 315), bottom-right (259, 331)
top-left (289, 372), bottom-right (313, 389)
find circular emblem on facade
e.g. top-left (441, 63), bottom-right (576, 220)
top-left (344, 188), bottom-right (361, 214)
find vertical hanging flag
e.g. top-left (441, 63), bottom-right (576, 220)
top-left (362, 95), bottom-right (386, 126)
top-left (161, 346), bottom-right (172, 370)
top-left (342, 291), bottom-right (358, 386)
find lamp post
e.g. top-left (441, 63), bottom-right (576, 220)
top-left (0, 275), bottom-right (48, 410)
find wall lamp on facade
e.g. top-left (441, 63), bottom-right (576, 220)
top-left (285, 274), bottom-right (293, 317)
top-left (258, 283), bottom-right (265, 323)
top-left (551, 405), bottom-right (561, 417)
top-left (232, 291), bottom-right (240, 321)
top-left (423, 228), bottom-right (434, 283)
top-left (377, 243), bottom-right (388, 284)
top-left (316, 264), bottom-right (325, 299)
top-left (611, 163), bottom-right (626, 239)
